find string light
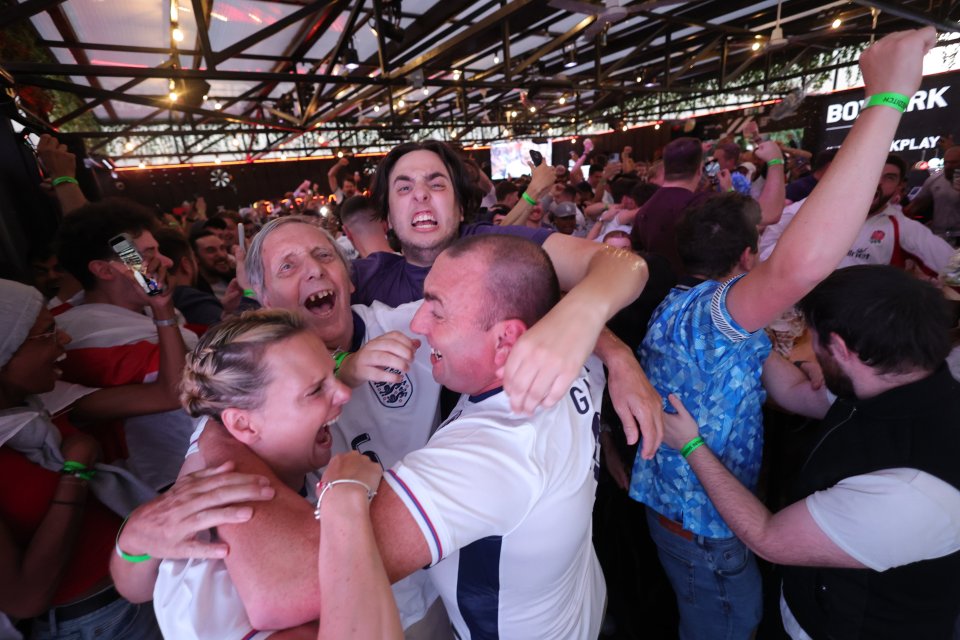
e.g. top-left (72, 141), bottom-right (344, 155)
top-left (172, 27), bottom-right (184, 42)
top-left (831, 17), bottom-right (842, 29)
top-left (751, 41), bottom-right (761, 51)
top-left (169, 91), bottom-right (178, 102)
top-left (559, 96), bottom-right (566, 105)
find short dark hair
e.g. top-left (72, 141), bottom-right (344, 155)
top-left (663, 137), bottom-right (703, 181)
top-left (495, 181), bottom-right (519, 202)
top-left (715, 142), bottom-right (741, 163)
top-left (676, 193), bottom-right (760, 279)
top-left (631, 182), bottom-right (659, 207)
top-left (445, 235), bottom-right (559, 330)
top-left (610, 177), bottom-right (639, 204)
top-left (155, 228), bottom-right (193, 275)
top-left (56, 197), bottom-right (158, 290)
top-left (202, 217), bottom-right (228, 231)
top-left (339, 195), bottom-right (377, 226)
top-left (371, 140), bottom-right (481, 223)
top-left (799, 265), bottom-right (951, 374)
top-left (885, 153), bottom-right (908, 182)
top-left (188, 229), bottom-right (219, 255)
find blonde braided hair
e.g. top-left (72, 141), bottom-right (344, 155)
top-left (180, 309), bottom-right (308, 419)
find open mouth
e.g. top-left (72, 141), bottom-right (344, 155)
top-left (315, 421), bottom-right (335, 448)
top-left (304, 290), bottom-right (336, 316)
top-left (412, 212), bottom-right (438, 230)
top-left (430, 347), bottom-right (443, 365)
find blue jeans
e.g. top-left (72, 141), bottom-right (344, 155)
top-left (30, 596), bottom-right (162, 640)
top-left (646, 507), bottom-right (761, 640)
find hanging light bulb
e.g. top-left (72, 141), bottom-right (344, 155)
top-left (751, 41), bottom-right (762, 51)
top-left (213, 101), bottom-right (222, 110)
top-left (373, 104), bottom-right (381, 112)
top-left (831, 17), bottom-right (842, 29)
top-left (558, 96), bottom-right (566, 105)
top-left (398, 99), bottom-right (406, 108)
top-left (423, 87), bottom-right (429, 96)
top-left (169, 91), bottom-right (179, 102)
top-left (493, 51), bottom-right (500, 65)
top-left (172, 27), bottom-right (184, 42)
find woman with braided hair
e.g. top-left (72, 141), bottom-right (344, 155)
top-left (110, 309), bottom-right (403, 640)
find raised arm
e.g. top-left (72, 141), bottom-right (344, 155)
top-left (37, 134), bottom-right (88, 215)
top-left (752, 141), bottom-right (787, 227)
top-left (499, 161), bottom-right (555, 227)
top-left (502, 237), bottom-right (648, 414)
top-left (71, 282), bottom-right (187, 422)
top-left (328, 158), bottom-right (347, 194)
top-left (726, 28), bottom-right (936, 333)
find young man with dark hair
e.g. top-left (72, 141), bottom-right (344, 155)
top-left (154, 228), bottom-right (225, 328)
top-left (188, 229), bottom-right (235, 301)
top-left (713, 141), bottom-right (751, 195)
top-left (494, 180), bottom-right (520, 208)
top-left (54, 198), bottom-right (196, 489)
top-left (356, 139), bottom-right (661, 437)
top-left (663, 265), bottom-right (960, 638)
top-left (628, 28), bottom-right (935, 640)
top-left (785, 148), bottom-right (837, 204)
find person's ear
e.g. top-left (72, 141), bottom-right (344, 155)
top-left (88, 259), bottom-right (118, 282)
top-left (492, 319), bottom-right (527, 368)
top-left (220, 408), bottom-right (261, 445)
top-left (827, 332), bottom-right (853, 363)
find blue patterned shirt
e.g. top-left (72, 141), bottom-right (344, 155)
top-left (629, 275), bottom-right (772, 538)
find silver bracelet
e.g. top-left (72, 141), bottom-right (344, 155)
top-left (313, 479), bottom-right (377, 520)
top-left (154, 317), bottom-right (178, 327)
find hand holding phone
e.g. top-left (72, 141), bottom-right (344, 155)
top-left (530, 149), bottom-right (544, 167)
top-left (110, 233), bottom-right (164, 296)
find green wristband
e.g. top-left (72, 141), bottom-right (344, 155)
top-left (864, 92), bottom-right (909, 113)
top-left (521, 191), bottom-right (537, 206)
top-left (680, 436), bottom-right (705, 459)
top-left (51, 176), bottom-right (79, 187)
top-left (333, 350), bottom-right (351, 375)
top-left (115, 515), bottom-right (151, 563)
top-left (242, 288), bottom-right (257, 299)
top-left (61, 460), bottom-right (96, 481)
top-left (766, 158), bottom-right (784, 167)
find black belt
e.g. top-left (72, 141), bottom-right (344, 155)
top-left (46, 586), bottom-right (121, 623)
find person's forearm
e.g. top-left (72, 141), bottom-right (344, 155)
top-left (756, 163), bottom-right (786, 227)
top-left (555, 243), bottom-right (648, 322)
top-left (52, 182), bottom-right (89, 215)
top-left (109, 530), bottom-right (163, 604)
top-left (500, 199), bottom-right (533, 227)
top-left (154, 309), bottom-right (188, 402)
top-left (1, 478), bottom-right (89, 617)
top-left (317, 491), bottom-right (402, 640)
top-left (200, 423), bottom-right (321, 629)
top-left (684, 445), bottom-right (776, 558)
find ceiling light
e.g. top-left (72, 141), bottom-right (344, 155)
top-left (344, 44), bottom-right (360, 71)
top-left (510, 110), bottom-right (518, 117)
top-left (398, 99), bottom-right (405, 108)
top-left (169, 91), bottom-right (178, 102)
top-left (423, 87), bottom-right (429, 96)
top-left (493, 52), bottom-right (500, 65)
top-left (215, 158), bottom-right (221, 164)
top-left (654, 123), bottom-right (660, 130)
top-left (622, 124), bottom-right (628, 132)
top-left (529, 106), bottom-right (536, 113)
top-left (168, 78), bottom-right (176, 90)
top-left (370, 26), bottom-right (378, 37)
top-left (451, 130), bottom-right (458, 138)
top-left (170, 2), bottom-right (179, 22)
top-left (172, 27), bottom-right (184, 42)
top-left (751, 41), bottom-right (762, 51)
top-left (453, 69), bottom-right (461, 80)
top-left (337, 150), bottom-right (344, 158)
top-left (124, 141), bottom-right (134, 151)
top-left (636, 75), bottom-right (643, 83)
top-left (213, 101), bottom-right (222, 110)
top-left (373, 104), bottom-right (381, 112)
top-left (559, 96), bottom-right (566, 105)
top-left (563, 43), bottom-right (577, 69)
top-left (831, 17), bottom-right (842, 29)
top-left (138, 161), bottom-right (146, 169)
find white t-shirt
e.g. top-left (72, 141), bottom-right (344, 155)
top-left (759, 201), bottom-right (954, 275)
top-left (781, 467), bottom-right (960, 639)
top-left (385, 359), bottom-right (607, 640)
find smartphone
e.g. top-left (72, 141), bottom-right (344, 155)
top-left (237, 222), bottom-right (246, 249)
top-left (109, 233), bottom-right (164, 296)
top-left (530, 149), bottom-right (544, 167)
top-left (609, 152), bottom-right (620, 163)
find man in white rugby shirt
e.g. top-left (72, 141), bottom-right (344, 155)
top-left (198, 233), bottom-right (606, 639)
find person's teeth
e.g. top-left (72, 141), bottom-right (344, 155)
top-left (307, 290), bottom-right (333, 305)
top-left (431, 348), bottom-right (443, 359)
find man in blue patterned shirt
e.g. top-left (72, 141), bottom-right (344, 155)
top-left (629, 41), bottom-right (921, 636)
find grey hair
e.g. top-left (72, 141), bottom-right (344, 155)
top-left (244, 216), bottom-right (351, 299)
top-left (180, 309), bottom-right (309, 419)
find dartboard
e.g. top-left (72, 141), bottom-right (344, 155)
top-left (210, 168), bottom-right (232, 188)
